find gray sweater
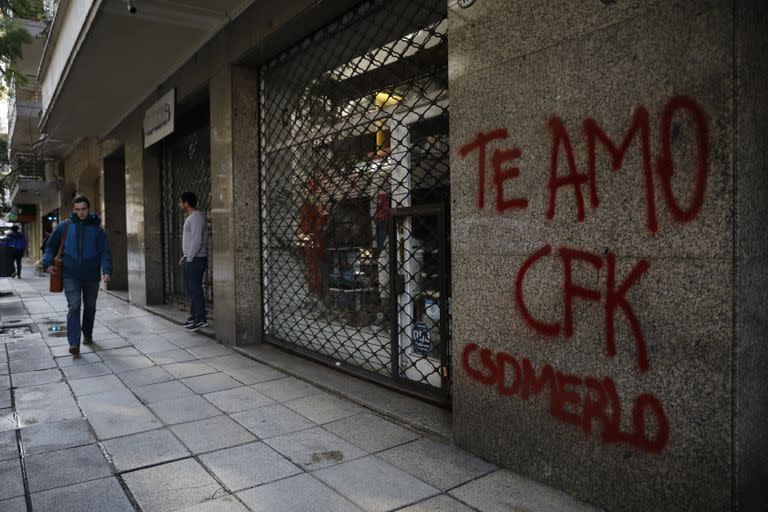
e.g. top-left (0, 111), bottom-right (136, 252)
top-left (182, 210), bottom-right (207, 259)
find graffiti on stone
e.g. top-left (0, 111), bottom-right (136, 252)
top-left (457, 96), bottom-right (710, 453)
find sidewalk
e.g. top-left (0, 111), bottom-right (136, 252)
top-left (0, 271), bottom-right (599, 512)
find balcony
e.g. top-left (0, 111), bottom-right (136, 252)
top-left (7, 157), bottom-right (59, 206)
top-left (7, 5), bottom-right (47, 157)
top-left (38, 0), bottom-right (254, 152)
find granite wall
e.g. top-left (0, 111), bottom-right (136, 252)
top-left (448, 1), bottom-right (745, 510)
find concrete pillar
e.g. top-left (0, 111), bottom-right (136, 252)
top-left (209, 64), bottom-right (261, 346)
top-left (447, 0), bottom-right (759, 510)
top-left (124, 118), bottom-right (164, 306)
top-left (735, 1), bottom-right (768, 509)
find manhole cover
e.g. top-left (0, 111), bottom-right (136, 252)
top-left (0, 326), bottom-right (34, 338)
top-left (49, 332), bottom-right (68, 338)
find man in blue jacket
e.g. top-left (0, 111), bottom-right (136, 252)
top-left (5, 225), bottom-right (27, 278)
top-left (43, 195), bottom-right (112, 355)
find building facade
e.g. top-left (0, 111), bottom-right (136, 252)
top-left (8, 0), bottom-right (767, 510)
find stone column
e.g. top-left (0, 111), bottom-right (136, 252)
top-left (124, 116), bottom-right (164, 306)
top-left (210, 64), bottom-right (261, 346)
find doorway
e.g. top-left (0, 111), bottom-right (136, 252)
top-left (103, 149), bottom-right (129, 292)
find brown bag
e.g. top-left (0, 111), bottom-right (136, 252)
top-left (49, 221), bottom-right (70, 293)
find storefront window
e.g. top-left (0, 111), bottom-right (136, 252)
top-left (261, 0), bottom-right (449, 399)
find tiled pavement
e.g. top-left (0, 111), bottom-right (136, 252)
top-left (0, 271), bottom-right (598, 512)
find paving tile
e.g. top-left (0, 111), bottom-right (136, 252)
top-left (88, 337), bottom-right (131, 351)
top-left (132, 380), bottom-right (195, 404)
top-left (61, 362), bottom-right (113, 380)
top-left (77, 389), bottom-right (141, 416)
top-left (186, 344), bottom-right (234, 359)
top-left (0, 408), bottom-right (13, 432)
top-left (21, 418), bottom-right (96, 455)
top-left (173, 495), bottom-right (249, 512)
top-left (86, 404), bottom-right (162, 440)
top-left (131, 337), bottom-right (179, 354)
top-left (31, 476), bottom-right (134, 512)
top-left (25, 444), bottom-right (113, 493)
top-left (0, 375), bottom-right (8, 390)
top-left (449, 470), bottom-right (601, 512)
top-left (164, 332), bottom-right (211, 348)
top-left (199, 441), bottom-right (301, 492)
top-left (325, 413), bottom-right (420, 453)
top-left (147, 349), bottom-right (198, 365)
top-left (378, 438), bottom-right (496, 490)
top-left (0, 459), bottom-right (24, 500)
top-left (231, 404), bottom-right (315, 439)
top-left (203, 386), bottom-right (274, 413)
top-left (252, 377), bottom-right (322, 403)
top-left (69, 374), bottom-right (127, 397)
top-left (11, 357), bottom-right (57, 373)
top-left (398, 495), bottom-right (475, 512)
top-left (117, 365), bottom-right (174, 387)
top-left (51, 344), bottom-right (96, 357)
top-left (100, 350), bottom-right (155, 372)
top-left (181, 373), bottom-right (241, 394)
top-left (149, 395), bottom-right (221, 425)
top-left (0, 496), bottom-right (26, 512)
top-left (264, 427), bottom-right (367, 471)
top-left (284, 393), bottom-right (364, 424)
top-left (225, 365), bottom-right (286, 385)
top-left (14, 382), bottom-right (72, 405)
top-left (170, 415), bottom-right (256, 454)
top-left (201, 355), bottom-right (259, 372)
top-left (237, 473), bottom-right (362, 512)
top-left (16, 397), bottom-right (83, 428)
top-left (10, 368), bottom-right (62, 387)
top-left (313, 456), bottom-right (439, 512)
top-left (0, 430), bottom-right (17, 461)
top-left (122, 458), bottom-right (224, 512)
top-left (56, 353), bottom-right (101, 367)
top-left (163, 361), bottom-right (217, 379)
top-left (101, 428), bottom-right (190, 472)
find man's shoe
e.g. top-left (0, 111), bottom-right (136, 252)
top-left (184, 318), bottom-right (195, 326)
top-left (68, 345), bottom-right (80, 356)
top-left (82, 336), bottom-right (93, 345)
top-left (186, 321), bottom-right (208, 332)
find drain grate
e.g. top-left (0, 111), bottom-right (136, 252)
top-left (0, 326), bottom-right (34, 338)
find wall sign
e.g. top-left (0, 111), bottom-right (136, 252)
top-left (143, 89), bottom-right (175, 148)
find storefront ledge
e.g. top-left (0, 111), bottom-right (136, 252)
top-left (140, 302), bottom-right (216, 339)
top-left (232, 343), bottom-right (453, 441)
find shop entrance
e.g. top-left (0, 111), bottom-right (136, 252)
top-left (103, 149), bottom-right (128, 292)
top-left (160, 102), bottom-right (213, 306)
top-left (260, 0), bottom-right (450, 402)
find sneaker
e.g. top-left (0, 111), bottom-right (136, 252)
top-left (184, 318), bottom-right (195, 326)
top-left (68, 345), bottom-right (80, 356)
top-left (82, 336), bottom-right (93, 345)
top-left (185, 321), bottom-right (208, 332)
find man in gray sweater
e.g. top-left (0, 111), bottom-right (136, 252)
top-left (179, 191), bottom-right (208, 331)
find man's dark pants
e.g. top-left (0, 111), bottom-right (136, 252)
top-left (13, 250), bottom-right (23, 278)
top-left (63, 278), bottom-right (99, 347)
top-left (184, 257), bottom-right (207, 323)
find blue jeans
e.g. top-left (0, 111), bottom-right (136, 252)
top-left (63, 278), bottom-right (100, 347)
top-left (184, 257), bottom-right (207, 323)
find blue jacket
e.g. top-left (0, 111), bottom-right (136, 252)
top-left (42, 213), bottom-right (112, 282)
top-left (5, 232), bottom-right (26, 252)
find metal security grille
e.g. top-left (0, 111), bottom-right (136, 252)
top-left (160, 113), bottom-right (214, 305)
top-left (260, 0), bottom-right (450, 400)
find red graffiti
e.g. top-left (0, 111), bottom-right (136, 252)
top-left (462, 343), bottom-right (670, 453)
top-left (459, 129), bottom-right (509, 210)
top-left (515, 245), bottom-right (650, 373)
top-left (461, 96), bottom-right (709, 234)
